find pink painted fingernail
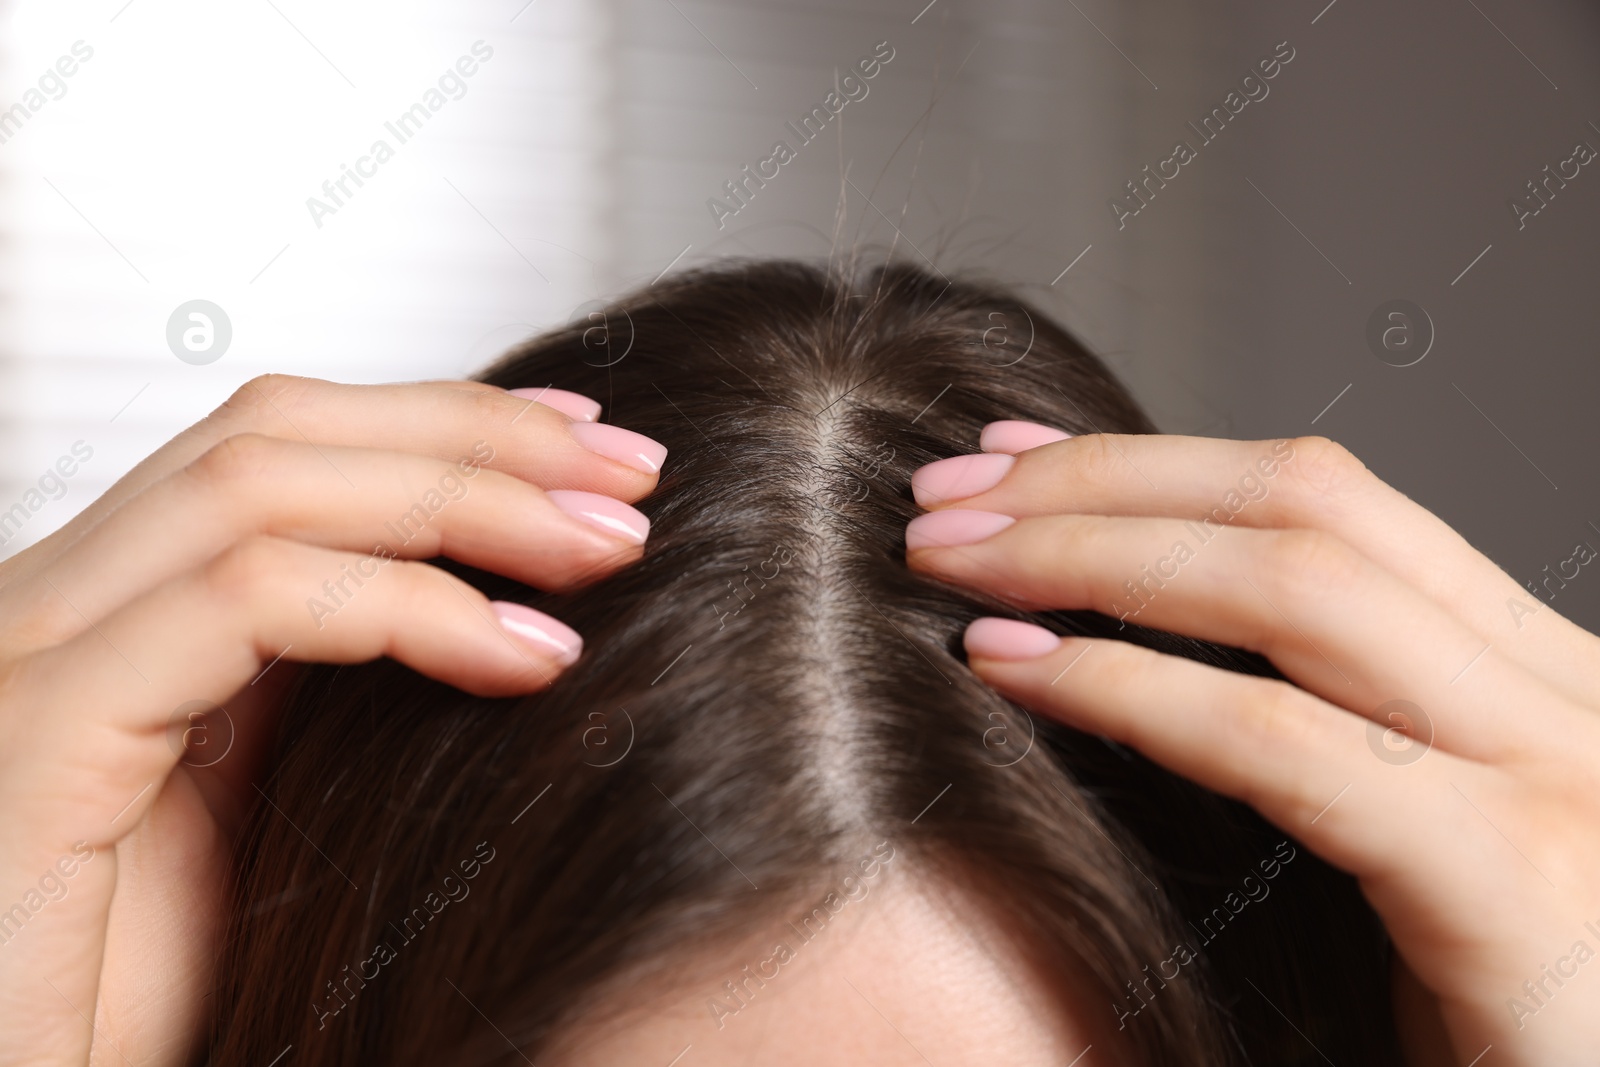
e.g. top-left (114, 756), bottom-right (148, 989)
top-left (508, 387), bottom-right (602, 422)
top-left (964, 618), bottom-right (1061, 661)
top-left (911, 453), bottom-right (1014, 506)
top-left (568, 422), bottom-right (668, 475)
top-left (546, 490), bottom-right (650, 545)
top-left (491, 601), bottom-right (583, 666)
top-left (906, 509), bottom-right (1015, 551)
top-left (980, 420), bottom-right (1072, 455)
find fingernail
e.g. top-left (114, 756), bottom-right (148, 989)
top-left (491, 601), bottom-right (583, 667)
top-left (906, 509), bottom-right (1015, 551)
top-left (964, 618), bottom-right (1061, 661)
top-left (547, 489), bottom-right (650, 545)
top-left (568, 422), bottom-right (668, 475)
top-left (911, 453), bottom-right (1014, 506)
top-left (980, 420), bottom-right (1072, 455)
top-left (508, 387), bottom-right (602, 422)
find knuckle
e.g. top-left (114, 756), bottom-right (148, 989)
top-left (389, 560), bottom-right (457, 620)
top-left (9, 587), bottom-right (84, 646)
top-left (214, 373), bottom-right (317, 427)
top-left (1227, 684), bottom-right (1323, 808)
top-left (382, 556), bottom-right (426, 594)
top-left (1061, 516), bottom-right (1122, 588)
top-left (1066, 433), bottom-right (1130, 487)
top-left (205, 535), bottom-right (294, 606)
top-left (1230, 680), bottom-right (1310, 749)
top-left (186, 433), bottom-right (284, 487)
top-left (470, 388), bottom-right (538, 443)
top-left (1091, 640), bottom-right (1147, 695)
top-left (1282, 436), bottom-right (1370, 501)
top-left (466, 385), bottom-right (515, 426)
top-left (1261, 528), bottom-right (1364, 601)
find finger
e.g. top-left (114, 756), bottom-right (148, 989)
top-left (913, 433), bottom-right (1600, 705)
top-left (960, 623), bottom-right (1474, 880)
top-left (962, 621), bottom-right (1575, 1004)
top-left (0, 535), bottom-right (578, 854)
top-left (3, 434), bottom-right (647, 647)
top-left (977, 420), bottom-right (1073, 453)
top-left (909, 510), bottom-right (1576, 761)
top-left (23, 376), bottom-right (665, 562)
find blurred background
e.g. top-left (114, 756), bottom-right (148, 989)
top-left (1, 0), bottom-right (1596, 630)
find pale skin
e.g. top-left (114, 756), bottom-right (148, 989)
top-left (0, 376), bottom-right (660, 1065)
top-left (544, 862), bottom-right (1115, 1066)
top-left (907, 430), bottom-right (1600, 1066)
top-left (1, 374), bottom-right (1594, 1065)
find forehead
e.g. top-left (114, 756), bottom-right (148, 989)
top-left (543, 864), bottom-right (1116, 1067)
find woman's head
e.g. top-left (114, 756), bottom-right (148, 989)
top-left (211, 260), bottom-right (1397, 1064)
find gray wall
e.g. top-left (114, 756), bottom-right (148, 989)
top-left (606, 0), bottom-right (1600, 631)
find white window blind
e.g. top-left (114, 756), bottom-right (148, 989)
top-left (0, 0), bottom-right (618, 556)
top-left (1, 0), bottom-right (1142, 561)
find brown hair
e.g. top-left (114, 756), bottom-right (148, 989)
top-left (209, 260), bottom-right (1400, 1064)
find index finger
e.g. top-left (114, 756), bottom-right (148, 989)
top-left (30, 375), bottom-right (666, 558)
top-left (911, 432), bottom-right (1600, 705)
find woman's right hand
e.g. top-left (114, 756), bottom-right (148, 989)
top-left (0, 375), bottom-right (664, 1065)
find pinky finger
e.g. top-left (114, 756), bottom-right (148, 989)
top-left (963, 618), bottom-right (1466, 880)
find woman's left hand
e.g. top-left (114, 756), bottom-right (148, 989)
top-left (905, 428), bottom-right (1600, 1067)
